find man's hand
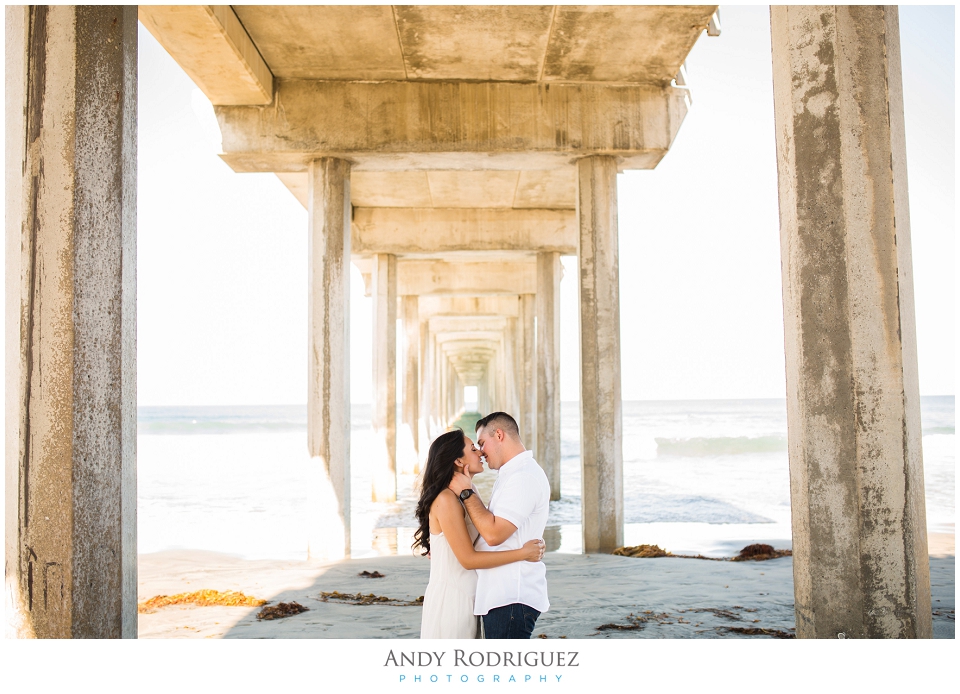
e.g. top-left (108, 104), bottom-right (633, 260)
top-left (447, 471), bottom-right (472, 495)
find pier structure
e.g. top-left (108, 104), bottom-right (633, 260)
top-left (6, 5), bottom-right (931, 638)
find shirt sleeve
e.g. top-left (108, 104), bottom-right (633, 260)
top-left (492, 472), bottom-right (536, 531)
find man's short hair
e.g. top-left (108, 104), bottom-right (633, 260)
top-left (475, 411), bottom-right (520, 440)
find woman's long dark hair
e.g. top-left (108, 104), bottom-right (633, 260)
top-left (413, 429), bottom-right (467, 556)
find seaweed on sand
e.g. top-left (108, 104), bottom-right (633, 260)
top-left (721, 626), bottom-right (795, 638)
top-left (138, 589), bottom-right (266, 613)
top-left (613, 544), bottom-right (673, 558)
top-left (320, 591), bottom-right (424, 606)
top-left (595, 611), bottom-right (674, 632)
top-left (613, 543), bottom-right (791, 561)
top-left (730, 544), bottom-right (792, 561)
top-left (359, 570), bottom-right (385, 578)
top-left (257, 602), bottom-right (309, 620)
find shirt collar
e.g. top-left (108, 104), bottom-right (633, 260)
top-left (497, 449), bottom-right (533, 477)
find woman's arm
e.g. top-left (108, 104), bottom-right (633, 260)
top-left (433, 490), bottom-right (541, 571)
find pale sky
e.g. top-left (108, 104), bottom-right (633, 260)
top-left (11, 5), bottom-right (954, 406)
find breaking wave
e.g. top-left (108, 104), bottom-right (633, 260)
top-left (655, 435), bottom-right (787, 457)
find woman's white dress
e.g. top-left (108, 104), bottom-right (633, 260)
top-left (420, 512), bottom-right (480, 639)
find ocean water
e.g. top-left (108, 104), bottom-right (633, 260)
top-left (137, 397), bottom-right (955, 560)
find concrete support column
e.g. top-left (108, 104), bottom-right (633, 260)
top-left (505, 316), bottom-right (521, 418)
top-left (520, 294), bottom-right (537, 450)
top-left (455, 372), bottom-right (464, 415)
top-left (478, 369), bottom-right (489, 415)
top-left (450, 362), bottom-right (459, 422)
top-left (371, 254), bottom-right (397, 501)
top-left (577, 155), bottom-right (623, 554)
top-left (5, 6), bottom-right (138, 638)
top-left (307, 156), bottom-right (352, 559)
top-left (771, 5), bottom-right (930, 639)
top-left (537, 252), bottom-right (562, 500)
top-left (439, 354), bottom-right (448, 426)
top-left (431, 333), bottom-right (441, 436)
top-left (417, 318), bottom-right (430, 461)
top-left (400, 296), bottom-right (419, 474)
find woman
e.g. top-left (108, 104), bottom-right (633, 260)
top-left (414, 428), bottom-right (544, 639)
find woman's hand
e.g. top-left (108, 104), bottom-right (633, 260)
top-left (522, 539), bottom-right (545, 563)
top-left (447, 471), bottom-right (473, 495)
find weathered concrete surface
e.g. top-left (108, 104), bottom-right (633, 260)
top-left (216, 79), bottom-right (689, 173)
top-left (371, 254), bottom-right (397, 502)
top-left (171, 6), bottom-right (715, 85)
top-left (352, 208), bottom-right (576, 255)
top-left (307, 158), bottom-right (351, 559)
top-left (138, 5), bottom-right (272, 105)
top-left (771, 5), bottom-right (930, 639)
top-left (577, 156), bottom-right (624, 554)
top-left (5, 5), bottom-right (138, 638)
top-left (537, 252), bottom-right (562, 500)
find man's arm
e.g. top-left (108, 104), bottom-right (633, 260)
top-left (448, 472), bottom-right (518, 547)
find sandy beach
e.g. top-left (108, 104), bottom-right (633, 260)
top-left (138, 534), bottom-right (954, 639)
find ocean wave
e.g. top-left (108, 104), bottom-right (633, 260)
top-left (923, 426), bottom-right (955, 436)
top-left (655, 435), bottom-right (787, 457)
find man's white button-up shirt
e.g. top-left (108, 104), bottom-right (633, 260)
top-left (473, 450), bottom-right (551, 616)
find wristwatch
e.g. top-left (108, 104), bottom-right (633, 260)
top-left (459, 489), bottom-right (476, 502)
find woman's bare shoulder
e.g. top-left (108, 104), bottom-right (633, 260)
top-left (432, 488), bottom-right (460, 512)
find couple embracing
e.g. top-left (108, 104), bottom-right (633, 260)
top-left (414, 412), bottom-right (550, 639)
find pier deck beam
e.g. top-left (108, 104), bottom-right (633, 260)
top-left (771, 5), bottom-right (930, 639)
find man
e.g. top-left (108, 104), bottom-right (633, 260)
top-left (448, 411), bottom-right (551, 639)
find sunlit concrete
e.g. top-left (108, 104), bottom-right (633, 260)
top-left (138, 5), bottom-right (273, 105)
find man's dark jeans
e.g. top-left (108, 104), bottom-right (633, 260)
top-left (482, 603), bottom-right (540, 639)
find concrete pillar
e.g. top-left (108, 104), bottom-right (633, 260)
top-left (505, 316), bottom-right (521, 418)
top-left (577, 155), bottom-right (623, 554)
top-left (400, 295), bottom-right (419, 473)
top-left (431, 332), bottom-right (441, 437)
top-left (448, 361), bottom-right (458, 422)
top-left (478, 369), bottom-right (489, 415)
top-left (439, 353), bottom-right (448, 426)
top-left (537, 252), bottom-right (562, 500)
top-left (371, 253), bottom-right (397, 501)
top-left (455, 372), bottom-right (464, 415)
top-left (307, 156), bottom-right (352, 559)
top-left (5, 5), bottom-right (138, 638)
top-left (520, 294), bottom-right (537, 450)
top-left (417, 318), bottom-right (430, 464)
top-left (771, 5), bottom-right (930, 639)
